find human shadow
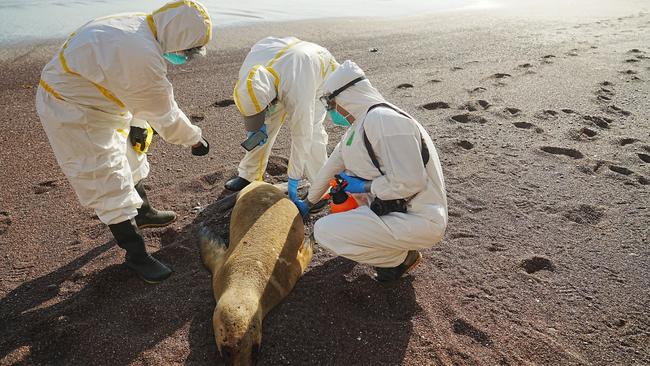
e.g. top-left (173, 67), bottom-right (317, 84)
top-left (0, 203), bottom-right (224, 365)
top-left (1, 187), bottom-right (420, 366)
top-left (254, 256), bottom-right (422, 365)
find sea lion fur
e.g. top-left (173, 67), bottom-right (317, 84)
top-left (199, 181), bottom-right (313, 365)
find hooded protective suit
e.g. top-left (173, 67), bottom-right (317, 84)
top-left (233, 36), bottom-right (338, 182)
top-left (36, 0), bottom-right (212, 225)
top-left (307, 61), bottom-right (448, 267)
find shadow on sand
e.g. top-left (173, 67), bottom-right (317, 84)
top-left (0, 190), bottom-right (420, 365)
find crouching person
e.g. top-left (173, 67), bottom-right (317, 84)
top-left (295, 61), bottom-right (448, 282)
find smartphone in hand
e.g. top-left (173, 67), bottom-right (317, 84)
top-left (241, 130), bottom-right (267, 151)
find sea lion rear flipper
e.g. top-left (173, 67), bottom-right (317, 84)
top-left (198, 225), bottom-right (228, 274)
top-left (297, 234), bottom-right (315, 273)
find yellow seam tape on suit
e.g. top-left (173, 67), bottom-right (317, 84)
top-left (60, 35), bottom-right (126, 109)
top-left (240, 39), bottom-right (303, 115)
top-left (233, 80), bottom-right (243, 113)
top-left (116, 128), bottom-right (129, 137)
top-left (146, 14), bottom-right (157, 40)
top-left (266, 66), bottom-right (280, 91)
top-left (152, 0), bottom-right (211, 45)
top-left (267, 39), bottom-right (302, 68)
top-left (318, 53), bottom-right (326, 78)
top-left (39, 79), bottom-right (64, 101)
top-left (246, 65), bottom-right (262, 113)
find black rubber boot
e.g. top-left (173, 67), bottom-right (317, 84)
top-left (374, 250), bottom-right (423, 282)
top-left (134, 180), bottom-right (177, 229)
top-left (109, 219), bottom-right (172, 284)
top-left (224, 176), bottom-right (251, 191)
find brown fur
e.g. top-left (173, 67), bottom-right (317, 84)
top-left (199, 182), bottom-right (313, 365)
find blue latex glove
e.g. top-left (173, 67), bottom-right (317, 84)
top-left (287, 177), bottom-right (300, 202)
top-left (339, 172), bottom-right (368, 193)
top-left (246, 124), bottom-right (268, 147)
top-left (294, 199), bottom-right (310, 218)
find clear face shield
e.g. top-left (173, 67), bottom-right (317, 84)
top-left (320, 76), bottom-right (366, 127)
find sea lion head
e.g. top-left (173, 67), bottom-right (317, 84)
top-left (213, 291), bottom-right (263, 366)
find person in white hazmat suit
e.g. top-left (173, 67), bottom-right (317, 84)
top-left (295, 61), bottom-right (448, 282)
top-left (35, 0), bottom-right (212, 283)
top-left (224, 36), bottom-right (338, 208)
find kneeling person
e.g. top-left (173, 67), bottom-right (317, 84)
top-left (296, 61), bottom-right (448, 281)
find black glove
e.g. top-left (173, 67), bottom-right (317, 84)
top-left (191, 136), bottom-right (209, 156)
top-left (129, 126), bottom-right (152, 153)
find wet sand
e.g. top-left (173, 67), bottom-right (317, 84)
top-left (1, 0), bottom-right (649, 365)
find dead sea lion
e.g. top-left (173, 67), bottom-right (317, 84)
top-left (199, 181), bottom-right (313, 365)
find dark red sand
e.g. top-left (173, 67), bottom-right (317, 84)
top-left (1, 9), bottom-right (649, 366)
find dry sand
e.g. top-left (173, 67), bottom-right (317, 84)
top-left (1, 0), bottom-right (649, 365)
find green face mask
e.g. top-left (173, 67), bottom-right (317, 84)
top-left (163, 52), bottom-right (187, 65)
top-left (328, 109), bottom-right (351, 127)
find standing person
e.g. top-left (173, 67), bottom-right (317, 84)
top-left (35, 0), bottom-right (212, 283)
top-left (296, 61), bottom-right (448, 282)
top-left (224, 36), bottom-right (338, 208)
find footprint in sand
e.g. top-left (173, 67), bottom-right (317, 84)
top-left (621, 69), bottom-right (638, 75)
top-left (422, 102), bottom-right (450, 110)
top-left (583, 115), bottom-right (612, 129)
top-left (619, 138), bottom-right (637, 146)
top-left (609, 165), bottom-right (634, 176)
top-left (600, 81), bottom-right (614, 87)
top-left (469, 86), bottom-right (487, 94)
top-left (513, 121), bottom-right (534, 129)
top-left (450, 114), bottom-right (488, 124)
top-left (542, 54), bottom-right (556, 63)
top-left (624, 58), bottom-right (640, 63)
top-left (627, 49), bottom-right (644, 54)
top-left (202, 170), bottom-right (227, 185)
top-left (638, 153), bottom-right (650, 163)
top-left (562, 109), bottom-right (578, 114)
top-left (190, 114), bottom-right (205, 123)
top-left (452, 319), bottom-right (492, 346)
top-left (33, 180), bottom-right (59, 194)
top-left (451, 66), bottom-right (464, 71)
top-left (563, 204), bottom-right (604, 224)
top-left (521, 256), bottom-right (555, 274)
top-left (512, 122), bottom-right (544, 133)
top-left (540, 146), bottom-right (584, 159)
top-left (606, 105), bottom-right (631, 117)
top-left (456, 140), bottom-right (474, 150)
top-left (396, 83), bottom-right (414, 89)
top-left (504, 107), bottom-right (521, 116)
top-left (491, 73), bottom-right (511, 79)
top-left (429, 79), bottom-right (442, 84)
top-left (518, 63), bottom-right (534, 69)
top-left (460, 100), bottom-right (490, 111)
top-left (575, 127), bottom-right (598, 139)
top-left (639, 176), bottom-right (650, 185)
top-left (567, 49), bottom-right (579, 56)
top-left (213, 99), bottom-right (235, 107)
top-left (266, 156), bottom-right (289, 177)
top-left (535, 109), bottom-right (559, 120)
top-left (0, 212), bottom-right (11, 235)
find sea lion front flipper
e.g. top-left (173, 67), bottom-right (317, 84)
top-left (198, 225), bottom-right (228, 274)
top-left (297, 234), bottom-right (314, 273)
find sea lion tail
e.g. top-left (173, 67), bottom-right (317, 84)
top-left (198, 225), bottom-right (228, 274)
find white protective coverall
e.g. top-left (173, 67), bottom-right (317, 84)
top-left (307, 61), bottom-right (448, 268)
top-left (36, 0), bottom-right (212, 225)
top-left (233, 36), bottom-right (338, 182)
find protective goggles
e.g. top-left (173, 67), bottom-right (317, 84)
top-left (319, 76), bottom-right (366, 111)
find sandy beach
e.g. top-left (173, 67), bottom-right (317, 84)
top-left (1, 0), bottom-right (649, 364)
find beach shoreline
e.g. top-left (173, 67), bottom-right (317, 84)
top-left (1, 1), bottom-right (649, 365)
